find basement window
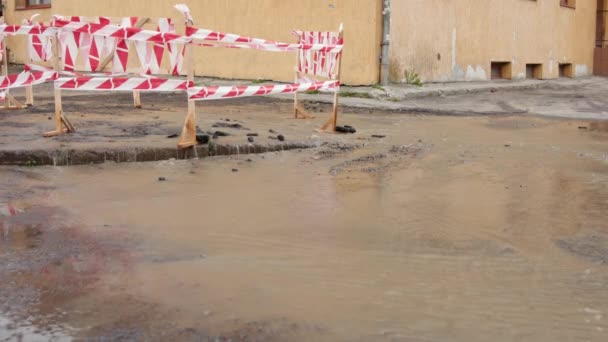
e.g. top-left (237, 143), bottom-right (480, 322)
top-left (491, 62), bottom-right (512, 80)
top-left (15, 0), bottom-right (52, 10)
top-left (559, 63), bottom-right (573, 78)
top-left (525, 64), bottom-right (543, 79)
top-left (560, 0), bottom-right (576, 9)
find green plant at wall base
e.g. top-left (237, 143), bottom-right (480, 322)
top-left (24, 159), bottom-right (37, 167)
top-left (371, 84), bottom-right (385, 91)
top-left (305, 90), bottom-right (321, 95)
top-left (251, 79), bottom-right (272, 84)
top-left (404, 70), bottom-right (423, 87)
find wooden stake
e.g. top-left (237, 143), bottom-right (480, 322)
top-left (133, 90), bottom-right (141, 108)
top-left (2, 42), bottom-right (10, 109)
top-left (292, 38), bottom-right (314, 119)
top-left (44, 33), bottom-right (74, 137)
top-left (178, 21), bottom-right (197, 149)
top-left (321, 24), bottom-right (344, 132)
top-left (25, 85), bottom-right (33, 106)
top-left (293, 44), bottom-right (300, 118)
top-left (0, 42), bottom-right (25, 110)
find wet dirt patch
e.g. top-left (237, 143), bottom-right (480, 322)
top-left (0, 200), bottom-right (137, 338)
top-left (329, 143), bottom-right (427, 175)
top-left (589, 121), bottom-right (608, 132)
top-left (217, 318), bottom-right (325, 342)
top-left (312, 142), bottom-right (363, 160)
top-left (555, 233), bottom-right (608, 264)
top-left (484, 116), bottom-right (551, 130)
top-left (0, 122), bottom-right (34, 128)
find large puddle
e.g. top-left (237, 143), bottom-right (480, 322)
top-left (2, 114), bottom-right (608, 341)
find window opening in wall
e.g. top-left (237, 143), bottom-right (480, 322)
top-left (560, 0), bottom-right (576, 9)
top-left (526, 64), bottom-right (543, 79)
top-left (559, 63), bottom-right (573, 78)
top-left (491, 62), bottom-right (512, 80)
top-left (15, 0), bottom-right (52, 10)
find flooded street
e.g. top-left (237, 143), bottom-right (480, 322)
top-left (2, 112), bottom-right (608, 341)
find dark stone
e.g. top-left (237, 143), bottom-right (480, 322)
top-left (346, 126), bottom-right (357, 133)
top-left (371, 135), bottom-right (386, 138)
top-left (212, 122), bottom-right (248, 130)
top-left (167, 134), bottom-right (179, 139)
top-left (158, 177), bottom-right (167, 181)
top-left (277, 135), bottom-right (285, 142)
top-left (246, 133), bottom-right (259, 137)
top-left (578, 126), bottom-right (588, 130)
top-left (248, 136), bottom-right (255, 143)
top-left (214, 131), bottom-right (230, 137)
top-left (196, 134), bottom-right (210, 144)
top-left (232, 168), bottom-right (239, 172)
top-left (269, 129), bottom-right (277, 134)
top-left (335, 126), bottom-right (349, 133)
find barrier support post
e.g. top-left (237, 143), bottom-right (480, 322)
top-left (133, 90), bottom-right (142, 108)
top-left (1, 42), bottom-right (24, 110)
top-left (44, 33), bottom-right (75, 137)
top-left (130, 18), bottom-right (150, 109)
top-left (321, 24), bottom-right (344, 132)
top-left (178, 25), bottom-right (197, 149)
top-left (293, 39), bottom-right (314, 119)
top-left (25, 86), bottom-right (34, 106)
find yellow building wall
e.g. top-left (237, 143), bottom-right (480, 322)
top-left (390, 0), bottom-right (597, 82)
top-left (3, 0), bottom-right (382, 85)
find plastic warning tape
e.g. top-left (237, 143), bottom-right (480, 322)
top-left (0, 24), bottom-right (55, 36)
top-left (186, 26), bottom-right (343, 53)
top-left (188, 80), bottom-right (339, 101)
top-left (55, 76), bottom-right (193, 92)
top-left (294, 30), bottom-right (343, 79)
top-left (0, 70), bottom-right (58, 90)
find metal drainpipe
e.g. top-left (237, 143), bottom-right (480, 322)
top-left (380, 0), bottom-right (391, 85)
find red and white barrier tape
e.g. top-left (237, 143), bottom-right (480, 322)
top-left (55, 76), bottom-right (193, 92)
top-left (0, 24), bottom-right (55, 36)
top-left (188, 80), bottom-right (339, 101)
top-left (0, 70), bottom-right (58, 90)
top-left (25, 63), bottom-right (127, 78)
top-left (294, 30), bottom-right (343, 79)
top-left (24, 14), bottom-right (53, 62)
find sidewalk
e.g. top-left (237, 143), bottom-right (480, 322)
top-left (278, 76), bottom-right (608, 118)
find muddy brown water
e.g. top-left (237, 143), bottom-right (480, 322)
top-left (1, 113), bottom-right (608, 341)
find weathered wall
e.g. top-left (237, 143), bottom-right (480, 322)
top-left (5, 0), bottom-right (382, 85)
top-left (390, 0), bottom-right (597, 82)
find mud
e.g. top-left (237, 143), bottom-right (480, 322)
top-left (2, 107), bottom-right (608, 341)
